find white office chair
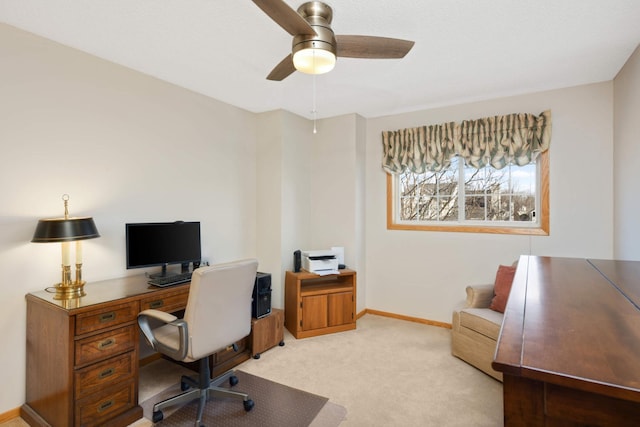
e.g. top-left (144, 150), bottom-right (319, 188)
top-left (138, 258), bottom-right (258, 426)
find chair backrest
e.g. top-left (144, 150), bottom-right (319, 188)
top-left (183, 258), bottom-right (258, 361)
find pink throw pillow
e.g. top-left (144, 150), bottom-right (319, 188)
top-left (490, 265), bottom-right (516, 313)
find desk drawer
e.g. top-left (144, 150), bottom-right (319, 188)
top-left (215, 336), bottom-right (248, 365)
top-left (75, 378), bottom-right (136, 427)
top-left (76, 302), bottom-right (139, 335)
top-left (75, 325), bottom-right (137, 367)
top-left (141, 289), bottom-right (189, 313)
top-left (75, 351), bottom-right (136, 399)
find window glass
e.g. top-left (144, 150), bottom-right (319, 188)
top-left (388, 152), bottom-right (549, 235)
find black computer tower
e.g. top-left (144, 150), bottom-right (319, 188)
top-left (252, 272), bottom-right (272, 319)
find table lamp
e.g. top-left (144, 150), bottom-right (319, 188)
top-left (32, 194), bottom-right (100, 300)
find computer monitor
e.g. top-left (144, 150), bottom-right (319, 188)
top-left (125, 221), bottom-right (201, 278)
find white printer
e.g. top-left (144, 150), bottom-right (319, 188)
top-left (302, 250), bottom-right (339, 273)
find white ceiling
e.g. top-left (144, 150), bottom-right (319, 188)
top-left (1, 0), bottom-right (639, 119)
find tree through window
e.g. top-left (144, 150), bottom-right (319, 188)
top-left (388, 151), bottom-right (549, 235)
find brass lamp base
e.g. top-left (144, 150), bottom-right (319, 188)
top-left (53, 281), bottom-right (86, 300)
top-left (52, 263), bottom-right (87, 300)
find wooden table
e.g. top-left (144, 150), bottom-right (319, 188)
top-left (492, 256), bottom-right (640, 426)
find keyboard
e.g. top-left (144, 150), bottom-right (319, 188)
top-left (148, 272), bottom-right (192, 287)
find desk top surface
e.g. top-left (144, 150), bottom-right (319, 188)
top-left (493, 255), bottom-right (640, 399)
top-left (27, 274), bottom-right (190, 313)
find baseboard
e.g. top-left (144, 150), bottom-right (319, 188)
top-left (0, 407), bottom-right (20, 423)
top-left (360, 308), bottom-right (452, 329)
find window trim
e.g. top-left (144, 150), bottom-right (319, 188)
top-left (386, 151), bottom-right (549, 235)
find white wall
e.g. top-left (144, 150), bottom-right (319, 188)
top-left (257, 112), bottom-right (367, 312)
top-left (310, 116), bottom-right (356, 260)
top-left (365, 83), bottom-right (615, 323)
top-left (0, 24), bottom-right (258, 414)
top-left (279, 112), bottom-right (314, 291)
top-left (256, 109), bottom-right (313, 309)
top-left (614, 44), bottom-right (640, 261)
top-left (311, 114), bottom-right (367, 311)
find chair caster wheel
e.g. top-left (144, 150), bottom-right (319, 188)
top-left (253, 353), bottom-right (261, 359)
top-left (229, 375), bottom-right (239, 386)
top-left (180, 381), bottom-right (190, 391)
top-left (244, 399), bottom-right (255, 412)
top-left (279, 340), bottom-right (285, 346)
top-left (152, 410), bottom-right (164, 422)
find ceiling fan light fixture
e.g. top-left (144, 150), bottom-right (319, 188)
top-left (293, 45), bottom-right (336, 75)
top-left (256, 1), bottom-right (414, 81)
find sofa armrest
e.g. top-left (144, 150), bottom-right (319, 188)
top-left (465, 284), bottom-right (495, 308)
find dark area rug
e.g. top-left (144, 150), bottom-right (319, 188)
top-left (142, 370), bottom-right (341, 426)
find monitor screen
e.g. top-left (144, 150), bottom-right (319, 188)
top-left (126, 221), bottom-right (201, 276)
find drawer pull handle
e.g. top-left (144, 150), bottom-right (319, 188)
top-left (99, 312), bottom-right (116, 323)
top-left (98, 338), bottom-right (116, 350)
top-left (99, 368), bottom-right (115, 379)
top-left (149, 300), bottom-right (164, 309)
top-left (98, 399), bottom-right (114, 412)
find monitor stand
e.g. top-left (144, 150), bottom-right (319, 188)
top-left (149, 264), bottom-right (177, 279)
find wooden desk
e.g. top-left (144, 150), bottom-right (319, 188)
top-left (492, 256), bottom-right (640, 426)
top-left (21, 274), bottom-right (251, 427)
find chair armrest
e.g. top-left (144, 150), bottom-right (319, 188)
top-left (138, 309), bottom-right (188, 361)
top-left (465, 284), bottom-right (495, 308)
top-left (139, 309), bottom-right (178, 324)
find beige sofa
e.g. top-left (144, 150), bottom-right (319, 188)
top-left (451, 284), bottom-right (503, 381)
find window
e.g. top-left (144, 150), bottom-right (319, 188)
top-left (387, 151), bottom-right (549, 235)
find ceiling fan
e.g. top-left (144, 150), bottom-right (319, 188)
top-left (252, 0), bottom-right (415, 81)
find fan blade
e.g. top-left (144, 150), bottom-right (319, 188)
top-left (252, 0), bottom-right (316, 36)
top-left (267, 54), bottom-right (296, 81)
top-left (336, 35), bottom-right (415, 59)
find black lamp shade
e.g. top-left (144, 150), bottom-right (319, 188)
top-left (32, 217), bottom-right (100, 243)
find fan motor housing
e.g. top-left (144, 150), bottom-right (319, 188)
top-left (292, 1), bottom-right (336, 56)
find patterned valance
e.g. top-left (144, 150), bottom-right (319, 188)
top-left (382, 110), bottom-right (551, 174)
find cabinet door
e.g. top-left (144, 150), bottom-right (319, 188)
top-left (301, 295), bottom-right (328, 331)
top-left (328, 291), bottom-right (353, 327)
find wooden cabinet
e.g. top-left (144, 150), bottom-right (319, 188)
top-left (285, 270), bottom-right (356, 339)
top-left (22, 276), bottom-right (190, 427)
top-left (24, 296), bottom-right (145, 427)
top-left (251, 308), bottom-right (285, 358)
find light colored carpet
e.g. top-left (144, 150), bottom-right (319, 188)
top-left (3, 313), bottom-right (502, 426)
top-left (237, 313), bottom-right (503, 426)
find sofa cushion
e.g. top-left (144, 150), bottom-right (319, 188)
top-left (459, 308), bottom-right (503, 341)
top-left (490, 265), bottom-right (516, 313)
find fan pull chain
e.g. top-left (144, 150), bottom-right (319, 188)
top-left (312, 73), bottom-right (317, 134)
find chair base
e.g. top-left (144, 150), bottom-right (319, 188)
top-left (152, 358), bottom-right (254, 426)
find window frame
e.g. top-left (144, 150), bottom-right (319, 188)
top-left (386, 151), bottom-right (549, 235)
